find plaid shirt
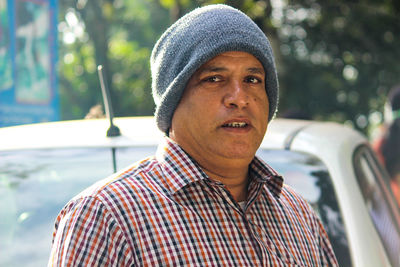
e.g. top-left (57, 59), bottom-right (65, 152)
top-left (49, 137), bottom-right (338, 266)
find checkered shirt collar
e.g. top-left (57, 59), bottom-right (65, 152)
top-left (156, 137), bottom-right (283, 197)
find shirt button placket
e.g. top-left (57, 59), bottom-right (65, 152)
top-left (242, 210), bottom-right (266, 264)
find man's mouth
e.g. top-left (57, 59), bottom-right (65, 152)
top-left (222, 122), bottom-right (249, 128)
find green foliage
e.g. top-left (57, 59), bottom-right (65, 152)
top-left (275, 0), bottom-right (400, 134)
top-left (58, 0), bottom-right (400, 136)
top-left (58, 0), bottom-right (169, 120)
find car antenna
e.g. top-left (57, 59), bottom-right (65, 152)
top-left (97, 65), bottom-right (120, 174)
top-left (97, 65), bottom-right (121, 137)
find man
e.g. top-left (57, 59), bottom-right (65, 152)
top-left (49, 4), bottom-right (338, 266)
top-left (373, 85), bottom-right (400, 206)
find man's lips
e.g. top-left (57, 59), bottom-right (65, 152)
top-left (221, 118), bottom-right (252, 129)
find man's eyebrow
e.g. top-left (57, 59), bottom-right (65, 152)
top-left (198, 66), bottom-right (228, 74)
top-left (247, 67), bottom-right (265, 75)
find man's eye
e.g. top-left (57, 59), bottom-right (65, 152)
top-left (245, 76), bottom-right (262, 84)
top-left (204, 76), bottom-right (221, 82)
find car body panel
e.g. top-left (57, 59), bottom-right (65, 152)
top-left (280, 121), bottom-right (393, 267)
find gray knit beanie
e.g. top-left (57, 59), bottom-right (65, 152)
top-left (151, 4), bottom-right (279, 133)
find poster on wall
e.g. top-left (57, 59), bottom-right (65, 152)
top-left (0, 0), bottom-right (58, 127)
top-left (0, 0), bottom-right (13, 91)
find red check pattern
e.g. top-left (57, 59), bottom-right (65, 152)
top-left (49, 137), bottom-right (338, 266)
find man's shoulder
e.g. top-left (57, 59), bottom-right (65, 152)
top-left (72, 155), bottom-right (162, 203)
top-left (278, 184), bottom-right (318, 221)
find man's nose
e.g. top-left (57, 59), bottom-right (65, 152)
top-left (223, 80), bottom-right (249, 109)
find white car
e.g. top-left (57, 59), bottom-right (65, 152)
top-left (0, 117), bottom-right (399, 266)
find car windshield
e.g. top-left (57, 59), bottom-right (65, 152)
top-left (0, 146), bottom-right (156, 267)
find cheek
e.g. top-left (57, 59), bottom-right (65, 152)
top-left (250, 88), bottom-right (268, 103)
top-left (177, 95), bottom-right (210, 125)
top-left (253, 94), bottom-right (269, 111)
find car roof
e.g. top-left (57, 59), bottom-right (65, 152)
top-left (0, 116), bottom-right (367, 153)
top-left (0, 117), bottom-right (162, 151)
top-left (262, 118), bottom-right (368, 161)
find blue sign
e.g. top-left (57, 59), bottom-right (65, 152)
top-left (0, 0), bottom-right (58, 127)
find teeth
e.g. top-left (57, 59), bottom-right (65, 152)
top-left (225, 122), bottom-right (247, 128)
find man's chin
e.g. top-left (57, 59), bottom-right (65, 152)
top-left (216, 146), bottom-right (257, 161)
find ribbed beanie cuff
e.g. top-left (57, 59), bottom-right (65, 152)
top-left (151, 4), bottom-right (279, 133)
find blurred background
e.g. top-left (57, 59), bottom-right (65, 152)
top-left (1, 0), bottom-right (399, 138)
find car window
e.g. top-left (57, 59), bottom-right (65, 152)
top-left (0, 146), bottom-right (160, 267)
top-left (353, 145), bottom-right (400, 267)
top-left (0, 148), bottom-right (117, 266)
top-left (257, 149), bottom-right (352, 267)
top-left (0, 148), bottom-right (116, 266)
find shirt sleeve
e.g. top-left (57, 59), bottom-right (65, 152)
top-left (48, 196), bottom-right (134, 267)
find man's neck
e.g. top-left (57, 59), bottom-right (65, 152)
top-left (193, 154), bottom-right (253, 202)
top-left (200, 163), bottom-right (250, 202)
top-left (167, 136), bottom-right (254, 202)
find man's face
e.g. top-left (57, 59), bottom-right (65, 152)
top-left (170, 51), bottom-right (269, 162)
